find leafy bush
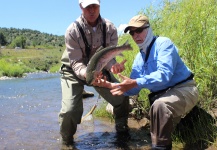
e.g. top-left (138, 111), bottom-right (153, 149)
top-left (145, 0), bottom-right (217, 108)
top-left (0, 59), bottom-right (31, 77)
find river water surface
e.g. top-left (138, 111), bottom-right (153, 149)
top-left (0, 72), bottom-right (151, 150)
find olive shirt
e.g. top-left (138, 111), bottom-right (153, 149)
top-left (61, 15), bottom-right (118, 81)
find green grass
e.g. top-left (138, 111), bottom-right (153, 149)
top-left (93, 101), bottom-right (114, 122)
top-left (0, 59), bottom-right (32, 77)
top-left (0, 47), bottom-right (63, 76)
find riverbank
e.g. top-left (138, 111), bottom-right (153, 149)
top-left (0, 71), bottom-right (57, 80)
top-left (0, 76), bottom-right (14, 80)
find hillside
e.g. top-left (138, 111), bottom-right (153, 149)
top-left (0, 27), bottom-right (64, 48)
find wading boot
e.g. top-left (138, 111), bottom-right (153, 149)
top-left (82, 90), bottom-right (94, 98)
top-left (61, 137), bottom-right (74, 150)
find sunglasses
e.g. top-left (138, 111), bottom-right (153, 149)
top-left (129, 26), bottom-right (149, 36)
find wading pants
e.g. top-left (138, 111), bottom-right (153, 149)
top-left (150, 80), bottom-right (199, 147)
top-left (58, 70), bottom-right (129, 141)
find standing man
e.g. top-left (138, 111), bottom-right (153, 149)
top-left (59, 0), bottom-right (129, 148)
top-left (93, 15), bottom-right (199, 150)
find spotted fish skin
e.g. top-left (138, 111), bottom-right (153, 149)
top-left (86, 41), bottom-right (133, 85)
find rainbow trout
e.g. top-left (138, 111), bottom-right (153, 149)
top-left (86, 41), bottom-right (133, 85)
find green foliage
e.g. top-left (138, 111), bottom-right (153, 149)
top-left (0, 48), bottom-right (62, 75)
top-left (0, 59), bottom-right (31, 77)
top-left (0, 27), bottom-right (64, 48)
top-left (117, 34), bottom-right (139, 76)
top-left (0, 32), bottom-right (7, 46)
top-left (9, 36), bottom-right (26, 49)
top-left (49, 63), bottom-right (61, 73)
top-left (137, 0), bottom-right (217, 109)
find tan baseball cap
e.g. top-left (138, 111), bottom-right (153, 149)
top-left (81, 0), bottom-right (100, 8)
top-left (124, 15), bottom-right (150, 33)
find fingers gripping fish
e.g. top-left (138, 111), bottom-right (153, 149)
top-left (86, 41), bottom-right (133, 85)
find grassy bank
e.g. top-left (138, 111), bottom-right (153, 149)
top-left (0, 47), bottom-right (63, 77)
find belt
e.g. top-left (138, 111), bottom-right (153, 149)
top-left (60, 64), bottom-right (88, 85)
top-left (148, 73), bottom-right (194, 105)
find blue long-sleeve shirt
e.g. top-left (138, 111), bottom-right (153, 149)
top-left (124, 36), bottom-right (192, 96)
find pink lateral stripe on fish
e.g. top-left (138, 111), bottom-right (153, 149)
top-left (86, 41), bottom-right (133, 85)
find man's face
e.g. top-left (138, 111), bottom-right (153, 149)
top-left (81, 4), bottom-right (100, 26)
top-left (129, 27), bottom-right (149, 44)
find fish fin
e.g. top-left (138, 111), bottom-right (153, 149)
top-left (122, 40), bottom-right (129, 46)
top-left (117, 53), bottom-right (124, 57)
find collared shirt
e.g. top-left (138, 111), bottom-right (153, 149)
top-left (61, 15), bottom-right (118, 80)
top-left (124, 36), bottom-right (192, 96)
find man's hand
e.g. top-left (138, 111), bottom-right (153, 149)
top-left (110, 59), bottom-right (127, 74)
top-left (92, 73), bottom-right (113, 88)
top-left (110, 73), bottom-right (138, 95)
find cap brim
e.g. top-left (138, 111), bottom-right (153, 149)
top-left (124, 23), bottom-right (147, 33)
top-left (82, 1), bottom-right (99, 8)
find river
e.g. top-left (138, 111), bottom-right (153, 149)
top-left (0, 72), bottom-right (152, 150)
